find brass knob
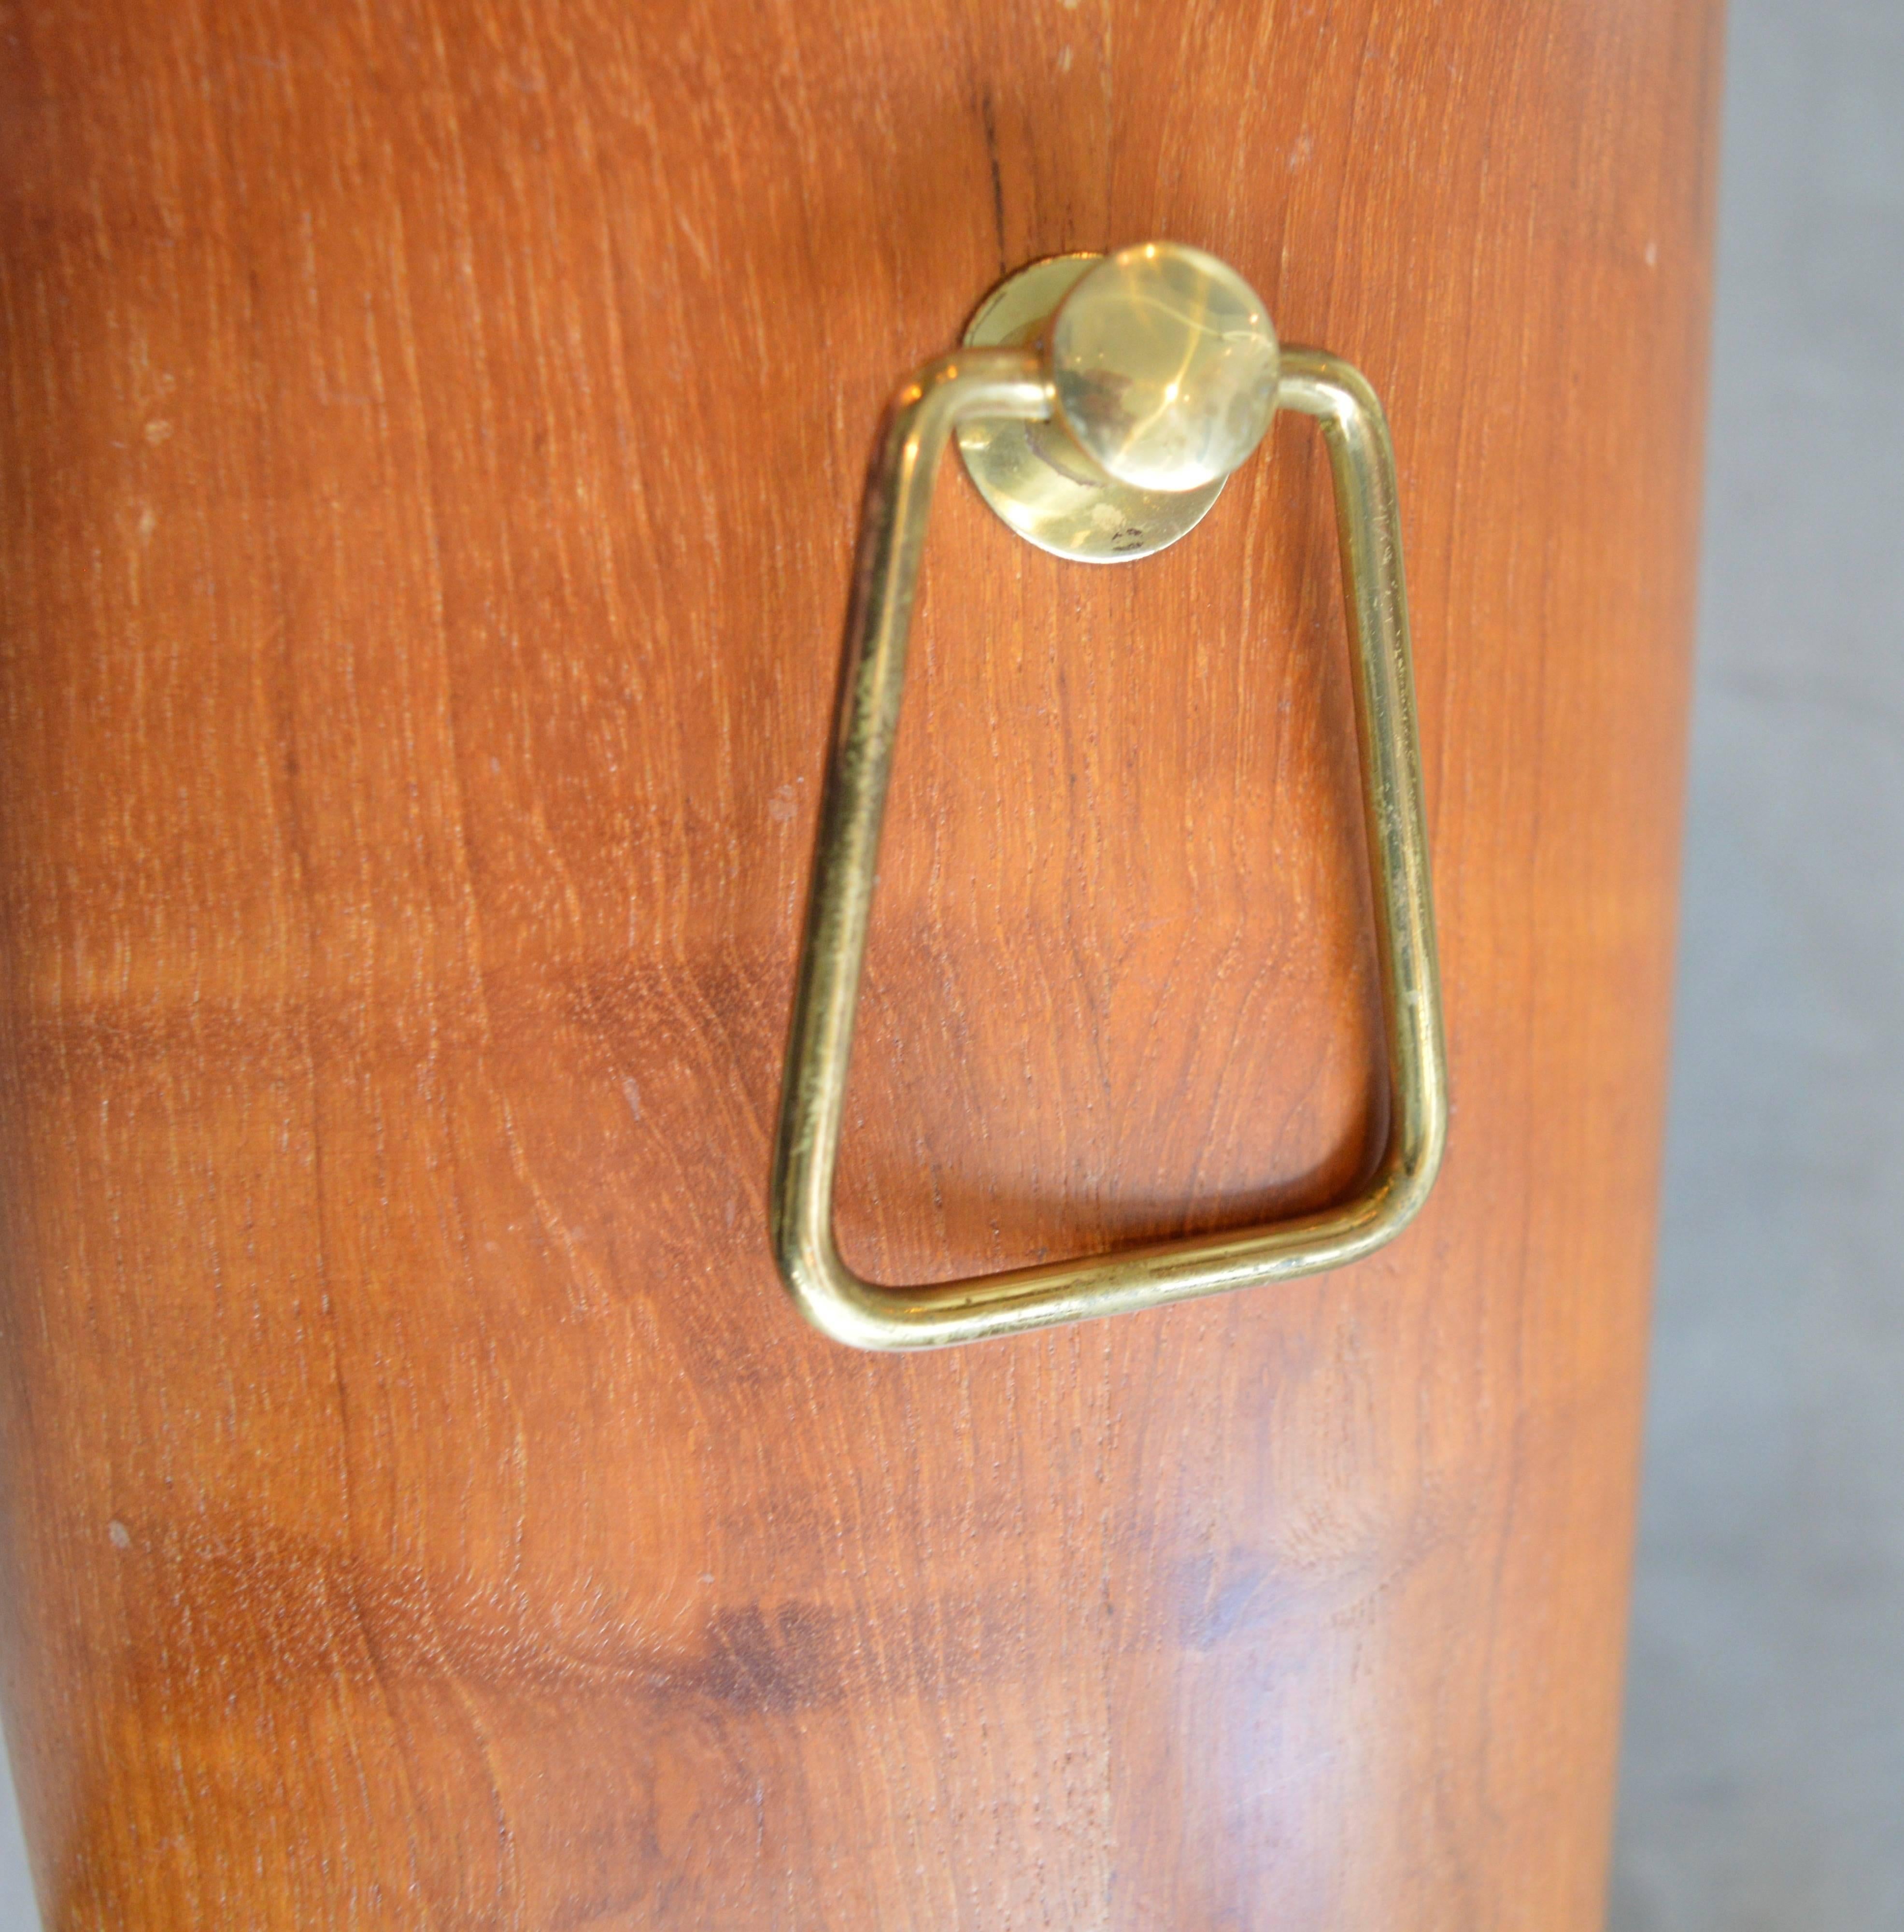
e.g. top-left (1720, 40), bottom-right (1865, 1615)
top-left (1048, 242), bottom-right (1280, 492)
top-left (957, 241), bottom-right (1281, 562)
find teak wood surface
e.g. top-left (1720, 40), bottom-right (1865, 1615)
top-left (0, 0), bottom-right (1720, 1925)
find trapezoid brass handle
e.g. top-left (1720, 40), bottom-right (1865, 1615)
top-left (770, 241), bottom-right (1447, 1351)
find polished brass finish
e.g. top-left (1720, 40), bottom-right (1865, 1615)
top-left (1050, 242), bottom-right (1280, 491)
top-left (957, 253), bottom-right (1229, 562)
top-left (771, 251), bottom-right (1447, 1351)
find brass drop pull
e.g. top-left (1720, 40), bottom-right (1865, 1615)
top-left (770, 242), bottom-right (1447, 1350)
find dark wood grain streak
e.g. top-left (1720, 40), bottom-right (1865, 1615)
top-left (0, 0), bottom-right (1719, 1924)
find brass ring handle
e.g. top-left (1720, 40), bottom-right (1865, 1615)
top-left (771, 243), bottom-right (1447, 1350)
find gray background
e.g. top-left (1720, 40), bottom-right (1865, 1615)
top-left (1609, 0), bottom-right (1904, 1926)
top-left (0, 0), bottom-right (1895, 1923)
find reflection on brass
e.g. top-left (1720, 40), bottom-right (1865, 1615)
top-left (958, 242), bottom-right (1284, 562)
top-left (957, 252), bottom-right (1227, 562)
top-left (1049, 241), bottom-right (1280, 491)
top-left (770, 244), bottom-right (1447, 1351)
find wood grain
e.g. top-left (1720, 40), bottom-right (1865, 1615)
top-left (0, 0), bottom-right (1720, 1924)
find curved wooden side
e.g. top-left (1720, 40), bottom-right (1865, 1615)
top-left (0, 0), bottom-right (1719, 1924)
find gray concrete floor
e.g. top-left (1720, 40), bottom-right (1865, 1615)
top-left (1608, 1), bottom-right (1904, 1927)
top-left (0, 4), bottom-right (1894, 1927)
top-left (0, 1756), bottom-right (23, 1929)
